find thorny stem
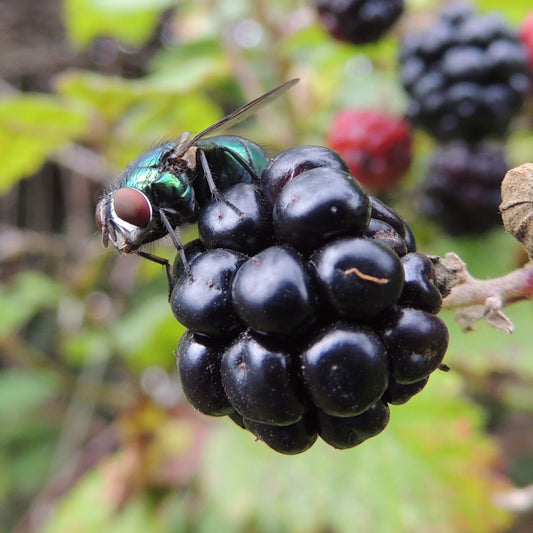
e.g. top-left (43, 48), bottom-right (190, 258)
top-left (435, 253), bottom-right (533, 333)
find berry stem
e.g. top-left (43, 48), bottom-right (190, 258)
top-left (436, 253), bottom-right (533, 332)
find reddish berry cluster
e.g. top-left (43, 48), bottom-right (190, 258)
top-left (520, 10), bottom-right (533, 76)
top-left (327, 110), bottom-right (413, 193)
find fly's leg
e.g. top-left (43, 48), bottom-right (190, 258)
top-left (136, 250), bottom-right (174, 299)
top-left (198, 149), bottom-right (244, 217)
top-left (158, 208), bottom-right (192, 281)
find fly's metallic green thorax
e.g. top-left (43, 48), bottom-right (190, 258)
top-left (119, 142), bottom-right (197, 225)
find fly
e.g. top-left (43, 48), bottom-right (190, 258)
top-left (95, 78), bottom-right (298, 277)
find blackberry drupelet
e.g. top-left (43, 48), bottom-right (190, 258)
top-left (399, 3), bottom-right (530, 142)
top-left (171, 144), bottom-right (449, 454)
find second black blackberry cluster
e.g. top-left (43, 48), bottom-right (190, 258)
top-left (399, 2), bottom-right (531, 142)
top-left (419, 142), bottom-right (509, 235)
top-left (171, 145), bottom-right (449, 454)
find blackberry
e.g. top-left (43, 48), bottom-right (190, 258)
top-left (399, 3), bottom-right (530, 142)
top-left (327, 110), bottom-right (413, 193)
top-left (169, 145), bottom-right (449, 454)
top-left (313, 0), bottom-right (404, 45)
top-left (419, 142), bottom-right (509, 235)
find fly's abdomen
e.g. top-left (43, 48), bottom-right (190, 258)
top-left (194, 135), bottom-right (268, 204)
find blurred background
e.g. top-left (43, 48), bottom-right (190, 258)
top-left (1, 0), bottom-right (533, 532)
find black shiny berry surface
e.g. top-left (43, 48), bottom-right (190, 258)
top-left (317, 401), bottom-right (390, 449)
top-left (399, 253), bottom-right (442, 313)
top-left (176, 331), bottom-right (233, 416)
top-left (169, 144), bottom-right (449, 454)
top-left (221, 331), bottom-right (307, 426)
top-left (273, 167), bottom-right (371, 255)
top-left (232, 245), bottom-right (316, 337)
top-left (170, 248), bottom-right (247, 337)
top-left (198, 183), bottom-right (273, 255)
top-left (261, 145), bottom-right (350, 205)
top-left (301, 324), bottom-right (389, 416)
top-left (244, 416), bottom-right (318, 455)
top-left (378, 306), bottom-right (449, 384)
top-left (311, 238), bottom-right (404, 319)
top-left (383, 377), bottom-right (429, 405)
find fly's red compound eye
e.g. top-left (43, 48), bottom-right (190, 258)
top-left (113, 187), bottom-right (152, 227)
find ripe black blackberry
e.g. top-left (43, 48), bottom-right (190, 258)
top-left (419, 142), bottom-right (509, 235)
top-left (399, 3), bottom-right (530, 142)
top-left (313, 0), bottom-right (404, 45)
top-left (171, 145), bottom-right (449, 454)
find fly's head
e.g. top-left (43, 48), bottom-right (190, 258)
top-left (96, 187), bottom-right (156, 254)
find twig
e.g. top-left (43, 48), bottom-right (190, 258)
top-left (435, 253), bottom-right (533, 333)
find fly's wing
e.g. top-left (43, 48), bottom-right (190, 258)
top-left (173, 78), bottom-right (299, 157)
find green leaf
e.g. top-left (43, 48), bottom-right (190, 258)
top-left (63, 0), bottom-right (171, 48)
top-left (476, 0), bottom-right (532, 24)
top-left (147, 39), bottom-right (230, 92)
top-left (1, 436), bottom-right (56, 495)
top-left (55, 70), bottom-right (222, 143)
top-left (56, 71), bottom-right (155, 123)
top-left (0, 369), bottom-right (58, 423)
top-left (111, 295), bottom-right (184, 372)
top-left (40, 468), bottom-right (165, 533)
top-left (91, 0), bottom-right (176, 12)
top-left (0, 271), bottom-right (66, 338)
top-left (0, 95), bottom-right (90, 192)
top-left (198, 374), bottom-right (511, 533)
top-left (60, 328), bottom-right (113, 366)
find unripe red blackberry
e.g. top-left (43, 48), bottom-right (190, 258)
top-left (327, 110), bottom-right (413, 193)
top-left (520, 10), bottom-right (533, 76)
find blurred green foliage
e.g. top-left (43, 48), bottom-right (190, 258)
top-left (1, 0), bottom-right (533, 532)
